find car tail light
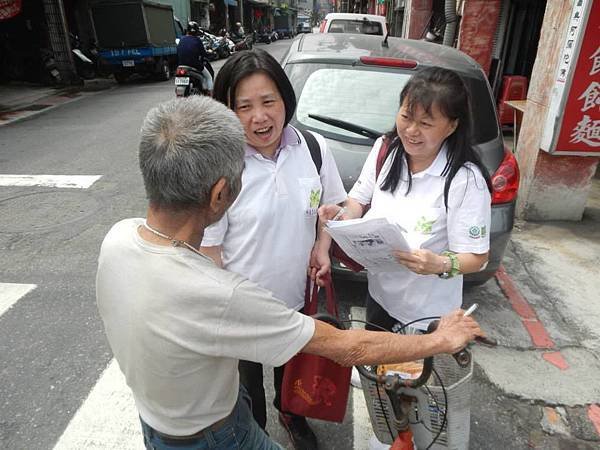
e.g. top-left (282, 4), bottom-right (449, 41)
top-left (319, 20), bottom-right (327, 33)
top-left (176, 67), bottom-right (187, 76)
top-left (359, 56), bottom-right (418, 68)
top-left (491, 148), bottom-right (520, 204)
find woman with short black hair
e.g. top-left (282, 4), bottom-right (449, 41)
top-left (202, 49), bottom-right (347, 450)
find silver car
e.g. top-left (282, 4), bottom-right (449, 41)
top-left (282, 33), bottom-right (520, 285)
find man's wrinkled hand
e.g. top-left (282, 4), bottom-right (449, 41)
top-left (435, 309), bottom-right (484, 354)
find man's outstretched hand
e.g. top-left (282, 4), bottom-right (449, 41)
top-left (434, 309), bottom-right (484, 354)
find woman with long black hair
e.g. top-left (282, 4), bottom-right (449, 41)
top-left (321, 66), bottom-right (492, 333)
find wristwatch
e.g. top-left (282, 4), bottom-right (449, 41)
top-left (438, 251), bottom-right (460, 279)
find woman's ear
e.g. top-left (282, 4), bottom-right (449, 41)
top-left (448, 119), bottom-right (459, 136)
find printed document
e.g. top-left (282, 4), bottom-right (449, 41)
top-left (325, 217), bottom-right (411, 272)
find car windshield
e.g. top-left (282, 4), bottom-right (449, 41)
top-left (286, 62), bottom-right (499, 146)
top-left (287, 63), bottom-right (410, 143)
top-left (329, 19), bottom-right (382, 35)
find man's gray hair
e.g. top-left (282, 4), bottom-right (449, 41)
top-left (139, 96), bottom-right (245, 207)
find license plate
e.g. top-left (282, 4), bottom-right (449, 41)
top-left (175, 77), bottom-right (190, 86)
top-left (122, 60), bottom-right (134, 67)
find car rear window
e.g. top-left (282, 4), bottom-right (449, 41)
top-left (328, 19), bottom-right (383, 35)
top-left (286, 62), bottom-right (499, 145)
top-left (288, 64), bottom-right (410, 143)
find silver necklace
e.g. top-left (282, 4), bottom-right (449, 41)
top-left (142, 220), bottom-right (204, 257)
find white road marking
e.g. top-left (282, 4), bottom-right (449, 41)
top-left (351, 306), bottom-right (377, 450)
top-left (353, 383), bottom-right (373, 449)
top-left (55, 308), bottom-right (377, 450)
top-left (53, 359), bottom-right (143, 450)
top-left (0, 175), bottom-right (102, 189)
top-left (0, 282), bottom-right (37, 316)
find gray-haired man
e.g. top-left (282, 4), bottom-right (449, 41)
top-left (96, 96), bottom-right (483, 450)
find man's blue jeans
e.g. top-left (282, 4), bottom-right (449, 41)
top-left (140, 386), bottom-right (283, 449)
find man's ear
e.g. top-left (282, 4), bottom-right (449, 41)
top-left (208, 177), bottom-right (228, 212)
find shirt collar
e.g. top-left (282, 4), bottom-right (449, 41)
top-left (244, 125), bottom-right (301, 158)
top-left (409, 143), bottom-right (449, 179)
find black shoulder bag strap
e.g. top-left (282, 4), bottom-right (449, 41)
top-left (299, 128), bottom-right (322, 174)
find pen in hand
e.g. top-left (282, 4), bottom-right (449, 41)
top-left (331, 207), bottom-right (347, 221)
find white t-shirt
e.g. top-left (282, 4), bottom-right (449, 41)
top-left (96, 218), bottom-right (315, 435)
top-left (202, 126), bottom-right (347, 310)
top-left (349, 138), bottom-right (491, 329)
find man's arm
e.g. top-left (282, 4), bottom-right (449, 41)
top-left (302, 310), bottom-right (482, 367)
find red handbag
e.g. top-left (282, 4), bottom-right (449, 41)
top-left (280, 276), bottom-right (351, 422)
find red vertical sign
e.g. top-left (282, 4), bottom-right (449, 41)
top-left (555, 0), bottom-right (600, 153)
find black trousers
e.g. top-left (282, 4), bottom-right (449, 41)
top-left (365, 292), bottom-right (402, 332)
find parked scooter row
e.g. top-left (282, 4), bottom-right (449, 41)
top-left (174, 28), bottom-right (254, 98)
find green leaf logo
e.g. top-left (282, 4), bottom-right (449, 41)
top-left (309, 189), bottom-right (321, 208)
top-left (415, 216), bottom-right (435, 234)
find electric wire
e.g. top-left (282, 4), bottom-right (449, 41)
top-left (341, 318), bottom-right (396, 440)
top-left (425, 367), bottom-right (448, 450)
top-left (341, 317), bottom-right (450, 448)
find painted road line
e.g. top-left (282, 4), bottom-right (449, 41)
top-left (353, 383), bottom-right (373, 449)
top-left (0, 282), bottom-right (37, 316)
top-left (0, 175), bottom-right (102, 189)
top-left (350, 306), bottom-right (377, 449)
top-left (53, 359), bottom-right (143, 450)
top-left (588, 404), bottom-right (600, 437)
top-left (496, 265), bottom-right (568, 370)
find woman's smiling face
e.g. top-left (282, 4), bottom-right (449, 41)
top-left (234, 72), bottom-right (286, 157)
top-left (396, 98), bottom-right (458, 170)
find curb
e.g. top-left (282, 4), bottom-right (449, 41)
top-left (0, 78), bottom-right (116, 127)
top-left (495, 265), bottom-right (600, 441)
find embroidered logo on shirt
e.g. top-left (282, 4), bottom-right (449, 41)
top-left (309, 189), bottom-right (320, 209)
top-left (415, 216), bottom-right (436, 234)
top-left (469, 226), bottom-right (483, 239)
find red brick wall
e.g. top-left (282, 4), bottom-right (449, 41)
top-left (406, 0), bottom-right (432, 39)
top-left (457, 0), bottom-right (501, 74)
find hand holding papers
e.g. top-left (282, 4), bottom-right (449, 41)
top-left (325, 217), bottom-right (411, 272)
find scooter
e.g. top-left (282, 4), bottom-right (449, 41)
top-left (70, 34), bottom-right (96, 80)
top-left (174, 61), bottom-right (214, 97)
top-left (231, 34), bottom-right (253, 51)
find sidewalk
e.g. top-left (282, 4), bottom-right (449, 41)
top-left (0, 78), bottom-right (115, 126)
top-left (471, 169), bottom-right (600, 444)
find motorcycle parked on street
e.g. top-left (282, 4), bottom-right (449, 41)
top-left (70, 33), bottom-right (97, 80)
top-left (174, 61), bottom-right (214, 97)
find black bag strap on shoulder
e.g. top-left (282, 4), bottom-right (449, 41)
top-left (300, 129), bottom-right (322, 174)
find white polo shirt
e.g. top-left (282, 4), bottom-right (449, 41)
top-left (349, 138), bottom-right (491, 329)
top-left (202, 126), bottom-right (347, 310)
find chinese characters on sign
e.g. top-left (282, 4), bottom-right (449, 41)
top-left (557, 0), bottom-right (587, 83)
top-left (567, 47), bottom-right (600, 148)
top-left (570, 115), bottom-right (599, 147)
top-left (543, 0), bottom-right (600, 155)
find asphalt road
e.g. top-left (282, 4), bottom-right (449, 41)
top-left (1, 39), bottom-right (597, 450)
